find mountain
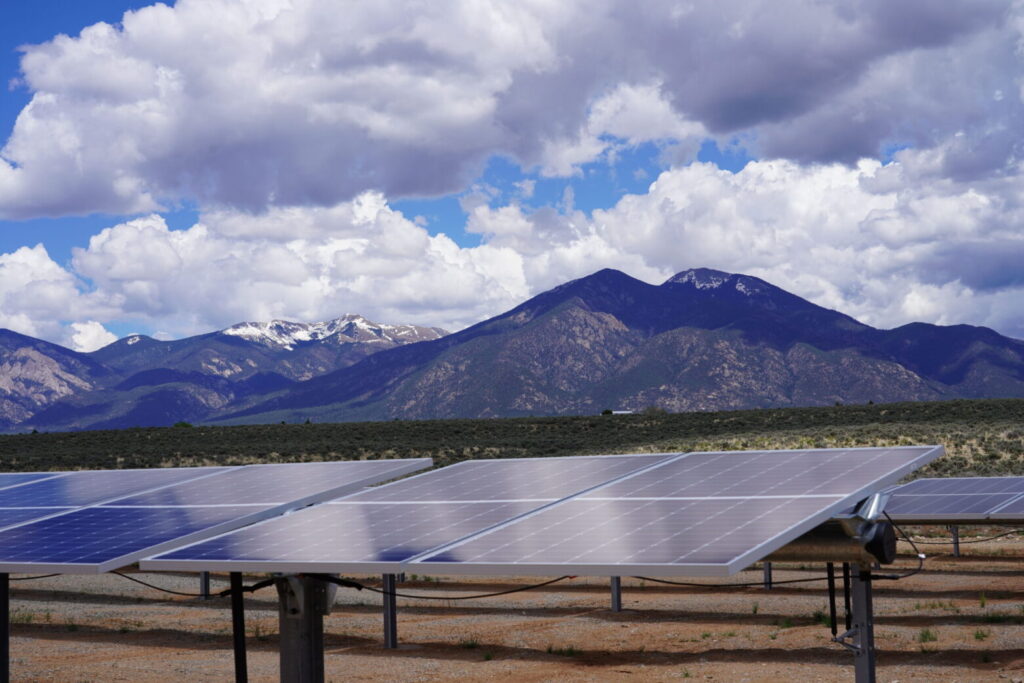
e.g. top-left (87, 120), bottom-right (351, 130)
top-left (211, 268), bottom-right (1024, 424)
top-left (0, 330), bottom-right (114, 430)
top-left (7, 268), bottom-right (1024, 432)
top-left (5, 315), bottom-right (447, 431)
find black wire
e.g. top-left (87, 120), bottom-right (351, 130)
top-left (312, 573), bottom-right (573, 600)
top-left (905, 528), bottom-right (1024, 545)
top-left (112, 571), bottom-right (206, 597)
top-left (9, 573), bottom-right (61, 581)
top-left (633, 574), bottom-right (830, 588)
top-left (874, 512), bottom-right (925, 581)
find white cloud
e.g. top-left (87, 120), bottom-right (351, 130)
top-left (0, 244), bottom-right (106, 342)
top-left (68, 321), bottom-right (118, 352)
top-left (3, 155), bottom-right (1024, 347)
top-left (1, 0), bottom-right (1019, 217)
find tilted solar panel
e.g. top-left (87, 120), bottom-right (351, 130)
top-left (884, 476), bottom-right (1024, 523)
top-left (0, 459), bottom-right (432, 573)
top-left (142, 454), bottom-right (681, 573)
top-left (411, 446), bottom-right (944, 576)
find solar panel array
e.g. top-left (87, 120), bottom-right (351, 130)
top-left (884, 476), bottom-right (1024, 523)
top-left (143, 454), bottom-right (680, 573)
top-left (412, 447), bottom-right (943, 576)
top-left (0, 459), bottom-right (431, 573)
top-left (145, 446), bottom-right (944, 577)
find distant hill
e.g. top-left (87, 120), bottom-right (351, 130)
top-left (213, 268), bottom-right (1024, 425)
top-left (5, 267), bottom-right (1024, 432)
top-left (3, 315), bottom-right (447, 431)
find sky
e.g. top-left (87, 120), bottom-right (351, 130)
top-left (1, 0), bottom-right (1023, 352)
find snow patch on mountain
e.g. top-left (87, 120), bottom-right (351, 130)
top-left (220, 315), bottom-right (447, 350)
top-left (667, 268), bottom-right (731, 290)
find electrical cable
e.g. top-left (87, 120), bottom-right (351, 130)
top-left (873, 512), bottom-right (925, 581)
top-left (112, 571), bottom-right (207, 597)
top-left (903, 528), bottom-right (1024, 545)
top-left (9, 573), bottom-right (60, 581)
top-left (310, 573), bottom-right (573, 600)
top-left (632, 574), bottom-right (830, 588)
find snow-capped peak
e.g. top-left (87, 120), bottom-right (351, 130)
top-left (665, 268), bottom-right (775, 297)
top-left (126, 336), bottom-right (142, 345)
top-left (220, 315), bottom-right (447, 350)
top-left (667, 268), bottom-right (732, 290)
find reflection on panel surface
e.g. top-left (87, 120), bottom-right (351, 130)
top-left (349, 454), bottom-right (678, 502)
top-left (420, 497), bottom-right (842, 567)
top-left (587, 447), bottom-right (938, 499)
top-left (108, 460), bottom-right (425, 506)
top-left (155, 501), bottom-right (541, 565)
top-left (0, 468), bottom-right (226, 507)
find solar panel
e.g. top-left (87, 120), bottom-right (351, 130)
top-left (142, 454), bottom-right (680, 573)
top-left (0, 459), bottom-right (431, 573)
top-left (0, 467), bottom-right (228, 507)
top-left (411, 446), bottom-right (944, 576)
top-left (0, 473), bottom-right (63, 490)
top-left (885, 476), bottom-right (1024, 523)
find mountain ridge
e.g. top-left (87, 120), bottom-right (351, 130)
top-left (3, 268), bottom-right (1023, 431)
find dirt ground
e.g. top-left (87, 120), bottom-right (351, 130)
top-left (7, 530), bottom-right (1024, 682)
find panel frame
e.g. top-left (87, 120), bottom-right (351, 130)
top-left (0, 458), bottom-right (432, 574)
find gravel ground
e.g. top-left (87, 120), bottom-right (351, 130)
top-left (6, 534), bottom-right (1024, 682)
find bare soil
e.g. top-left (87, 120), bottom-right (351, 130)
top-left (8, 532), bottom-right (1024, 682)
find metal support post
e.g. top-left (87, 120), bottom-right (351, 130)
top-left (832, 565), bottom-right (876, 683)
top-left (763, 562), bottom-right (773, 590)
top-left (383, 574), bottom-right (398, 649)
top-left (229, 572), bottom-right (247, 683)
top-left (277, 575), bottom-right (331, 683)
top-left (200, 571), bottom-right (211, 600)
top-left (842, 562), bottom-right (852, 630)
top-left (826, 563), bottom-right (837, 637)
top-left (2, 572), bottom-right (9, 683)
top-left (610, 576), bottom-right (622, 612)
top-left (951, 526), bottom-right (961, 557)
top-left (850, 565), bottom-right (876, 683)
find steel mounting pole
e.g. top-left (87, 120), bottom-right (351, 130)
top-left (951, 526), bottom-right (961, 557)
top-left (200, 571), bottom-right (211, 600)
top-left (763, 562), bottom-right (773, 590)
top-left (382, 574), bottom-right (398, 649)
top-left (1, 572), bottom-right (9, 683)
top-left (850, 565), bottom-right (876, 683)
top-left (230, 572), bottom-right (247, 683)
top-left (610, 576), bottom-right (622, 612)
top-left (277, 575), bottom-right (330, 683)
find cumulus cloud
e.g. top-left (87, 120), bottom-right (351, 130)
top-left (67, 195), bottom-right (533, 336)
top-left (0, 244), bottom-right (107, 343)
top-left (68, 321), bottom-right (118, 352)
top-left (1, 0), bottom-right (1019, 217)
top-left (2, 153), bottom-right (1024, 347)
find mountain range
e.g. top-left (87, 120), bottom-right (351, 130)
top-left (2, 268), bottom-right (1023, 432)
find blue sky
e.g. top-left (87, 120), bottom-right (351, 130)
top-left (0, 1), bottom-right (1021, 349)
